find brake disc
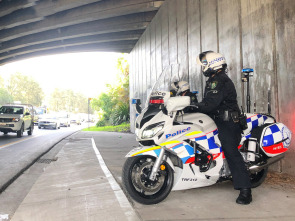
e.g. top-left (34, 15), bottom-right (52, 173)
top-left (133, 161), bottom-right (165, 194)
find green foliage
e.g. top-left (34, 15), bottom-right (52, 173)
top-left (5, 72), bottom-right (44, 106)
top-left (96, 117), bottom-right (108, 127)
top-left (49, 88), bottom-right (89, 113)
top-left (83, 123), bottom-right (130, 132)
top-left (91, 54), bottom-right (130, 126)
top-left (109, 102), bottom-right (130, 125)
top-left (0, 88), bottom-right (13, 105)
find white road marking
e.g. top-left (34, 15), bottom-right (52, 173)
top-left (0, 214), bottom-right (9, 220)
top-left (91, 138), bottom-right (139, 221)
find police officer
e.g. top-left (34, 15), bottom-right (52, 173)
top-left (195, 51), bottom-right (252, 205)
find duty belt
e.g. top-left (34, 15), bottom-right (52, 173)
top-left (211, 110), bottom-right (239, 122)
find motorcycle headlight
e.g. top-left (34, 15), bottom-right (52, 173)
top-left (12, 118), bottom-right (20, 122)
top-left (142, 122), bottom-right (165, 139)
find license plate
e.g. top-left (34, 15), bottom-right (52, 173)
top-left (0, 123), bottom-right (7, 126)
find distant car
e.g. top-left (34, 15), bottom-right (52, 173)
top-left (58, 114), bottom-right (71, 127)
top-left (0, 104), bottom-right (34, 137)
top-left (70, 115), bottom-right (82, 125)
top-left (38, 114), bottom-right (60, 129)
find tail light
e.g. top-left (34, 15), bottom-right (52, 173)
top-left (149, 98), bottom-right (164, 104)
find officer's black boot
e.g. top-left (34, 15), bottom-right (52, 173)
top-left (236, 188), bottom-right (252, 205)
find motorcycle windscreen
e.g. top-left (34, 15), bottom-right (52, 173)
top-left (260, 123), bottom-right (292, 157)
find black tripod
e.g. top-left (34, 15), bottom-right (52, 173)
top-left (241, 68), bottom-right (254, 113)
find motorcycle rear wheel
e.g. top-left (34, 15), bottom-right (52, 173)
top-left (122, 155), bottom-right (174, 205)
top-left (250, 167), bottom-right (268, 188)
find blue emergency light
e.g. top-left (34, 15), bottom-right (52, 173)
top-left (242, 68), bottom-right (254, 73)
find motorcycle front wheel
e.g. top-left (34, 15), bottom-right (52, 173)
top-left (122, 155), bottom-right (174, 205)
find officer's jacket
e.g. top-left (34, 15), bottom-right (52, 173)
top-left (197, 70), bottom-right (240, 115)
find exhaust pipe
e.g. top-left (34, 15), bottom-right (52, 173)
top-left (249, 154), bottom-right (285, 173)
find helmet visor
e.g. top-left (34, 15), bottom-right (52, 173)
top-left (197, 51), bottom-right (212, 66)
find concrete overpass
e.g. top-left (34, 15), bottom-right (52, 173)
top-left (0, 0), bottom-right (294, 176)
top-left (0, 0), bottom-right (164, 65)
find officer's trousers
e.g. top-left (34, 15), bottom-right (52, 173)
top-left (215, 119), bottom-right (252, 190)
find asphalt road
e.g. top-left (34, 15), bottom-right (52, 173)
top-left (1, 131), bottom-right (295, 221)
top-left (0, 124), bottom-right (85, 192)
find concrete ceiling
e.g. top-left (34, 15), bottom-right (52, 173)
top-left (0, 0), bottom-right (164, 65)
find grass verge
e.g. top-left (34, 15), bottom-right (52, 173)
top-left (82, 123), bottom-right (130, 132)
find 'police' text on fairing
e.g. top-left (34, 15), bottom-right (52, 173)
top-left (165, 127), bottom-right (191, 139)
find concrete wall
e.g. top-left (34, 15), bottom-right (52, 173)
top-left (129, 0), bottom-right (295, 175)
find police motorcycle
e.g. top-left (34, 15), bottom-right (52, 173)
top-left (122, 66), bottom-right (292, 205)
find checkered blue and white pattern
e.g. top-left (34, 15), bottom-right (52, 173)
top-left (243, 114), bottom-right (267, 135)
top-left (170, 143), bottom-right (194, 163)
top-left (191, 129), bottom-right (222, 154)
top-left (262, 123), bottom-right (292, 148)
top-left (138, 129), bottom-right (223, 164)
top-left (135, 142), bottom-right (195, 164)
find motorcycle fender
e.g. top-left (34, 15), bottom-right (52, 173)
top-left (125, 146), bottom-right (175, 171)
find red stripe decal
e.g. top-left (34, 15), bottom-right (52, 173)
top-left (263, 142), bottom-right (287, 154)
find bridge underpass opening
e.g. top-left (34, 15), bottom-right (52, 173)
top-left (0, 52), bottom-right (130, 121)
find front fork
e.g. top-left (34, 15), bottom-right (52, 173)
top-left (149, 147), bottom-right (167, 181)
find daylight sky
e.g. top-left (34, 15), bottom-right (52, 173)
top-left (0, 52), bottom-right (126, 100)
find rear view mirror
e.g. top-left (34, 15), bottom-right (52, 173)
top-left (132, 98), bottom-right (142, 114)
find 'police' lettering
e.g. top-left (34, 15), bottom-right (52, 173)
top-left (151, 91), bottom-right (166, 97)
top-left (165, 127), bottom-right (191, 139)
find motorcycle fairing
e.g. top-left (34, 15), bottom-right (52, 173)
top-left (185, 128), bottom-right (221, 155)
top-left (126, 140), bottom-right (194, 164)
top-left (128, 127), bottom-right (223, 163)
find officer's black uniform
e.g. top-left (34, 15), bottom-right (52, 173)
top-left (196, 69), bottom-right (251, 190)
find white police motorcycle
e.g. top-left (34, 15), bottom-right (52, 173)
top-left (122, 66), bottom-right (292, 205)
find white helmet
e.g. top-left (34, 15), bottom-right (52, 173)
top-left (171, 81), bottom-right (190, 96)
top-left (196, 51), bottom-right (226, 77)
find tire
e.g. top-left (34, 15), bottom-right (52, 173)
top-left (3, 132), bottom-right (8, 135)
top-left (38, 126), bottom-right (41, 129)
top-left (27, 124), bottom-right (33, 135)
top-left (54, 124), bottom-right (57, 130)
top-left (122, 155), bottom-right (174, 205)
top-left (17, 124), bottom-right (24, 138)
top-left (250, 167), bottom-right (268, 188)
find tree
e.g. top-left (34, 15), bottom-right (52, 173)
top-left (0, 76), bottom-right (13, 105)
top-left (49, 88), bottom-right (88, 113)
top-left (0, 88), bottom-right (13, 105)
top-left (91, 54), bottom-right (130, 126)
top-left (6, 72), bottom-right (44, 106)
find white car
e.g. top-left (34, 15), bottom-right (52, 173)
top-left (58, 113), bottom-right (71, 127)
top-left (0, 104), bottom-right (34, 137)
top-left (38, 114), bottom-right (61, 129)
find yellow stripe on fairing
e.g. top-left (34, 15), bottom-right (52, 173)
top-left (160, 140), bottom-right (181, 146)
top-left (131, 140), bottom-right (183, 156)
top-left (185, 131), bottom-right (202, 136)
top-left (131, 146), bottom-right (161, 156)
